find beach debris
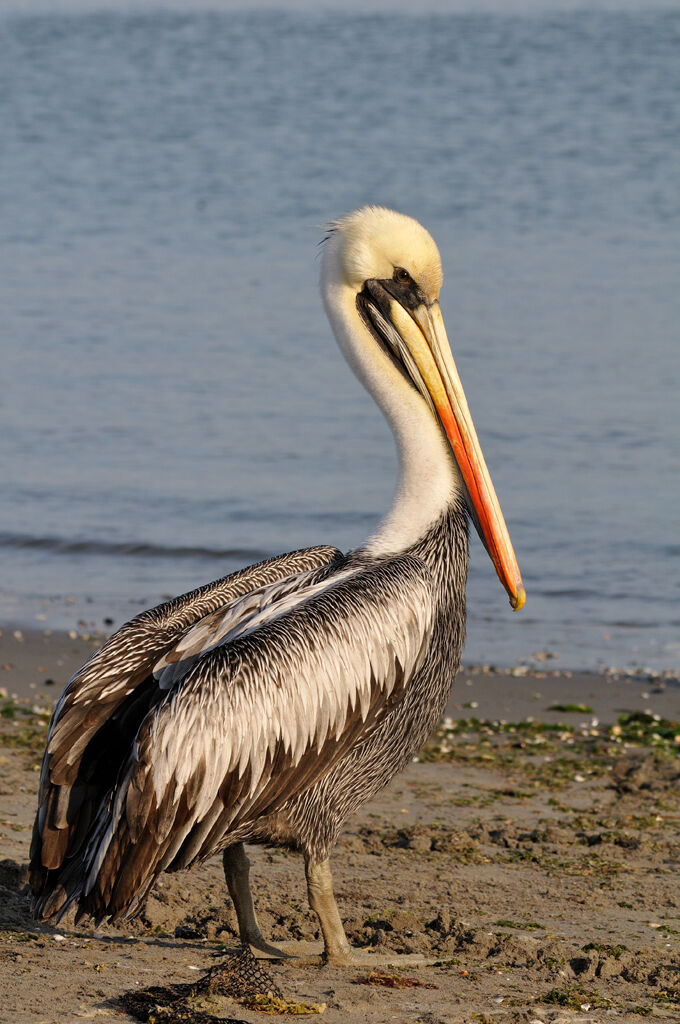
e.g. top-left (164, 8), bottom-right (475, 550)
top-left (119, 945), bottom-right (288, 1021)
top-left (199, 947), bottom-right (283, 1000)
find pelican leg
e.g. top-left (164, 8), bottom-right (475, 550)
top-left (304, 854), bottom-right (354, 965)
top-left (222, 843), bottom-right (290, 958)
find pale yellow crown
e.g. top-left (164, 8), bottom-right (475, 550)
top-left (330, 206), bottom-right (443, 303)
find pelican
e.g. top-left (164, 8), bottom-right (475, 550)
top-left (30, 207), bottom-right (524, 965)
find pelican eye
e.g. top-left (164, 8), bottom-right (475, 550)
top-left (384, 267), bottom-right (427, 311)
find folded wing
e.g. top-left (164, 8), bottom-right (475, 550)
top-left (33, 552), bottom-right (433, 924)
top-left (30, 545), bottom-right (341, 917)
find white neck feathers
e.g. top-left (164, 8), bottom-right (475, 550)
top-left (321, 246), bottom-right (461, 557)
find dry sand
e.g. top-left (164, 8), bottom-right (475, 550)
top-left (0, 627), bottom-right (678, 1023)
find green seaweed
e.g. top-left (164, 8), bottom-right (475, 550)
top-left (548, 703), bottom-right (594, 713)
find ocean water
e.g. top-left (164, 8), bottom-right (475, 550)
top-left (1, 4), bottom-right (678, 671)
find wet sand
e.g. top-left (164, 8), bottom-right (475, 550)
top-left (0, 626), bottom-right (678, 1023)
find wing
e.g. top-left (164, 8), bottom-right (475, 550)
top-left (30, 545), bottom-right (341, 912)
top-left (49, 554), bottom-right (434, 923)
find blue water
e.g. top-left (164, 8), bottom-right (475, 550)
top-left (1, 5), bottom-right (678, 671)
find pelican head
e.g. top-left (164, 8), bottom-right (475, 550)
top-left (321, 206), bottom-right (525, 611)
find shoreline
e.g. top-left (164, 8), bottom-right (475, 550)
top-left (1, 625), bottom-right (678, 725)
top-left (3, 587), bottom-right (679, 680)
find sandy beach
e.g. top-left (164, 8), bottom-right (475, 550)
top-left (1, 627), bottom-right (678, 1023)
